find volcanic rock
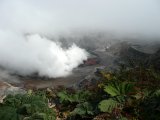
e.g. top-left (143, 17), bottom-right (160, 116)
top-left (147, 49), bottom-right (160, 70)
top-left (0, 81), bottom-right (26, 102)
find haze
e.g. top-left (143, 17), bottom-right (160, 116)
top-left (0, 0), bottom-right (159, 78)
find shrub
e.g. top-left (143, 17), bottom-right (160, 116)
top-left (0, 91), bottom-right (56, 120)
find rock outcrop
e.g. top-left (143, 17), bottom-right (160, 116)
top-left (0, 81), bottom-right (26, 103)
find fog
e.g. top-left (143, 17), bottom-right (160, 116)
top-left (0, 0), bottom-right (160, 36)
top-left (0, 0), bottom-right (159, 77)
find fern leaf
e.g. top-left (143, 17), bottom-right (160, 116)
top-left (104, 82), bottom-right (135, 97)
top-left (98, 99), bottom-right (121, 113)
top-left (104, 83), bottom-right (120, 96)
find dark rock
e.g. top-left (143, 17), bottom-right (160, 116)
top-left (147, 49), bottom-right (160, 70)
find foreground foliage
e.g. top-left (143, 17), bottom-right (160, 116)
top-left (0, 91), bottom-right (56, 120)
top-left (0, 66), bottom-right (160, 120)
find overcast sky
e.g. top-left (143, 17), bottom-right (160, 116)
top-left (0, 0), bottom-right (160, 37)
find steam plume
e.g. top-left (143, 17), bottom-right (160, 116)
top-left (0, 32), bottom-right (88, 77)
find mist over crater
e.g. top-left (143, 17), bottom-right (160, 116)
top-left (0, 0), bottom-right (160, 78)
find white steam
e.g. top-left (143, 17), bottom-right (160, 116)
top-left (0, 31), bottom-right (88, 77)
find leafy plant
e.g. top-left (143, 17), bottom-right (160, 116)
top-left (98, 81), bottom-right (135, 115)
top-left (0, 92), bottom-right (56, 120)
top-left (56, 90), bottom-right (95, 119)
top-left (57, 90), bottom-right (91, 103)
top-left (0, 106), bottom-right (18, 120)
top-left (71, 102), bottom-right (94, 116)
top-left (104, 82), bottom-right (135, 97)
top-left (99, 99), bottom-right (121, 113)
top-left (140, 89), bottom-right (160, 120)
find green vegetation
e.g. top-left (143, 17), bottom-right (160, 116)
top-left (0, 66), bottom-right (160, 120)
top-left (0, 91), bottom-right (56, 120)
